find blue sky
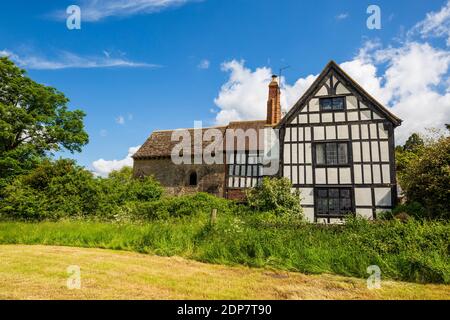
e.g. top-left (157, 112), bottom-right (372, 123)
top-left (1, 0), bottom-right (449, 175)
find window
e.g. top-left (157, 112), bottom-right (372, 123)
top-left (319, 97), bottom-right (345, 111)
top-left (189, 172), bottom-right (197, 186)
top-left (316, 188), bottom-right (352, 216)
top-left (227, 151), bottom-right (263, 188)
top-left (315, 142), bottom-right (349, 165)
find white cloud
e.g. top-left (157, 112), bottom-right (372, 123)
top-left (51, 0), bottom-right (200, 22)
top-left (0, 49), bottom-right (160, 70)
top-left (198, 59), bottom-right (210, 69)
top-left (213, 60), bottom-right (316, 125)
top-left (409, 0), bottom-right (450, 46)
top-left (92, 146), bottom-right (140, 177)
top-left (213, 2), bottom-right (450, 144)
top-left (336, 13), bottom-right (349, 20)
top-left (116, 115), bottom-right (125, 125)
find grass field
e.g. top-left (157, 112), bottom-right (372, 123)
top-left (0, 245), bottom-right (449, 300)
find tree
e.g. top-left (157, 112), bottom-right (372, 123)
top-left (0, 57), bottom-right (88, 187)
top-left (246, 177), bottom-right (303, 217)
top-left (399, 135), bottom-right (450, 220)
top-left (403, 133), bottom-right (424, 153)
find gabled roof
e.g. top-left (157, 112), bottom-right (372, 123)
top-left (276, 60), bottom-right (402, 128)
top-left (133, 120), bottom-right (268, 159)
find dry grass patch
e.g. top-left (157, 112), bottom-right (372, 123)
top-left (0, 245), bottom-right (448, 300)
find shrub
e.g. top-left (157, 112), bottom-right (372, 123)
top-left (399, 135), bottom-right (450, 220)
top-left (246, 177), bottom-right (303, 218)
top-left (128, 193), bottom-right (236, 221)
top-left (0, 161), bottom-right (164, 221)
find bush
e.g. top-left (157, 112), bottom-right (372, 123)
top-left (128, 193), bottom-right (237, 221)
top-left (0, 161), bottom-right (164, 221)
top-left (399, 135), bottom-right (450, 220)
top-left (246, 177), bottom-right (303, 218)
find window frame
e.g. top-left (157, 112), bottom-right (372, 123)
top-left (315, 187), bottom-right (354, 218)
top-left (314, 141), bottom-right (350, 167)
top-left (319, 96), bottom-right (346, 112)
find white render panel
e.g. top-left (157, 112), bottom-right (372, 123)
top-left (285, 128), bottom-right (291, 142)
top-left (292, 144), bottom-right (298, 164)
top-left (351, 125), bottom-right (360, 139)
top-left (336, 82), bottom-right (351, 94)
top-left (371, 142), bottom-right (380, 162)
top-left (339, 168), bottom-right (351, 184)
top-left (291, 127), bottom-right (297, 141)
top-left (310, 114), bottom-right (320, 123)
top-left (327, 168), bottom-right (338, 184)
top-left (355, 188), bottom-right (372, 206)
top-left (315, 168), bottom-right (326, 184)
top-left (382, 164), bottom-right (391, 183)
top-left (375, 188), bottom-right (392, 206)
top-left (305, 166), bottom-right (313, 184)
top-left (316, 85), bottom-right (328, 96)
top-left (305, 143), bottom-right (312, 163)
top-left (283, 166), bottom-right (291, 179)
top-left (283, 144), bottom-right (290, 164)
top-left (346, 96), bottom-right (358, 109)
top-left (309, 98), bottom-right (320, 112)
top-left (337, 125), bottom-right (349, 139)
top-left (373, 112), bottom-right (382, 120)
top-left (292, 166), bottom-right (298, 184)
top-left (378, 123), bottom-right (388, 139)
top-left (354, 165), bottom-right (362, 184)
top-left (291, 116), bottom-right (298, 124)
top-left (362, 142), bottom-right (371, 162)
top-left (314, 126), bottom-right (325, 140)
top-left (326, 126), bottom-right (336, 139)
top-left (300, 187), bottom-right (314, 205)
top-left (334, 112), bottom-right (345, 122)
top-left (298, 128), bottom-right (304, 141)
top-left (298, 143), bottom-right (304, 163)
top-left (299, 165), bottom-right (305, 184)
top-left (304, 127), bottom-right (311, 141)
top-left (372, 164), bottom-right (381, 183)
top-left (360, 110), bottom-right (371, 120)
top-left (357, 208), bottom-right (373, 219)
top-left (322, 113), bottom-right (333, 122)
top-left (303, 207), bottom-right (314, 222)
top-left (299, 114), bottom-right (308, 124)
top-left (352, 142), bottom-right (361, 162)
top-left (361, 124), bottom-right (369, 139)
top-left (380, 142), bottom-right (389, 161)
top-left (363, 164), bottom-right (372, 184)
top-left (370, 124), bottom-right (378, 138)
top-left (347, 111), bottom-right (358, 121)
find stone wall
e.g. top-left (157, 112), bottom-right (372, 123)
top-left (133, 158), bottom-right (226, 197)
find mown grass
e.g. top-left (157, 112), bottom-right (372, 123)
top-left (2, 245), bottom-right (449, 300)
top-left (0, 213), bottom-right (449, 284)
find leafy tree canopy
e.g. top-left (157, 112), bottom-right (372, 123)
top-left (0, 57), bottom-right (88, 186)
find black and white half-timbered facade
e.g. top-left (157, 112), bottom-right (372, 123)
top-left (276, 61), bottom-right (402, 223)
top-left (134, 60), bottom-right (401, 223)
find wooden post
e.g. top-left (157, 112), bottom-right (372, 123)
top-left (210, 208), bottom-right (217, 225)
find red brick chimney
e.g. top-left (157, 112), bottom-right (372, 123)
top-left (266, 75), bottom-right (281, 125)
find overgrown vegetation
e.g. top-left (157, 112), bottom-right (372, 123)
top-left (246, 177), bottom-right (303, 217)
top-left (396, 130), bottom-right (450, 220)
top-left (0, 216), bottom-right (448, 284)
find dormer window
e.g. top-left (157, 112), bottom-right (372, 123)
top-left (320, 97), bottom-right (345, 111)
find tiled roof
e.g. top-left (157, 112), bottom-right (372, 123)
top-left (133, 120), bottom-right (270, 159)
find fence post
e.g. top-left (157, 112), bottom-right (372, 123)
top-left (210, 208), bottom-right (217, 225)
